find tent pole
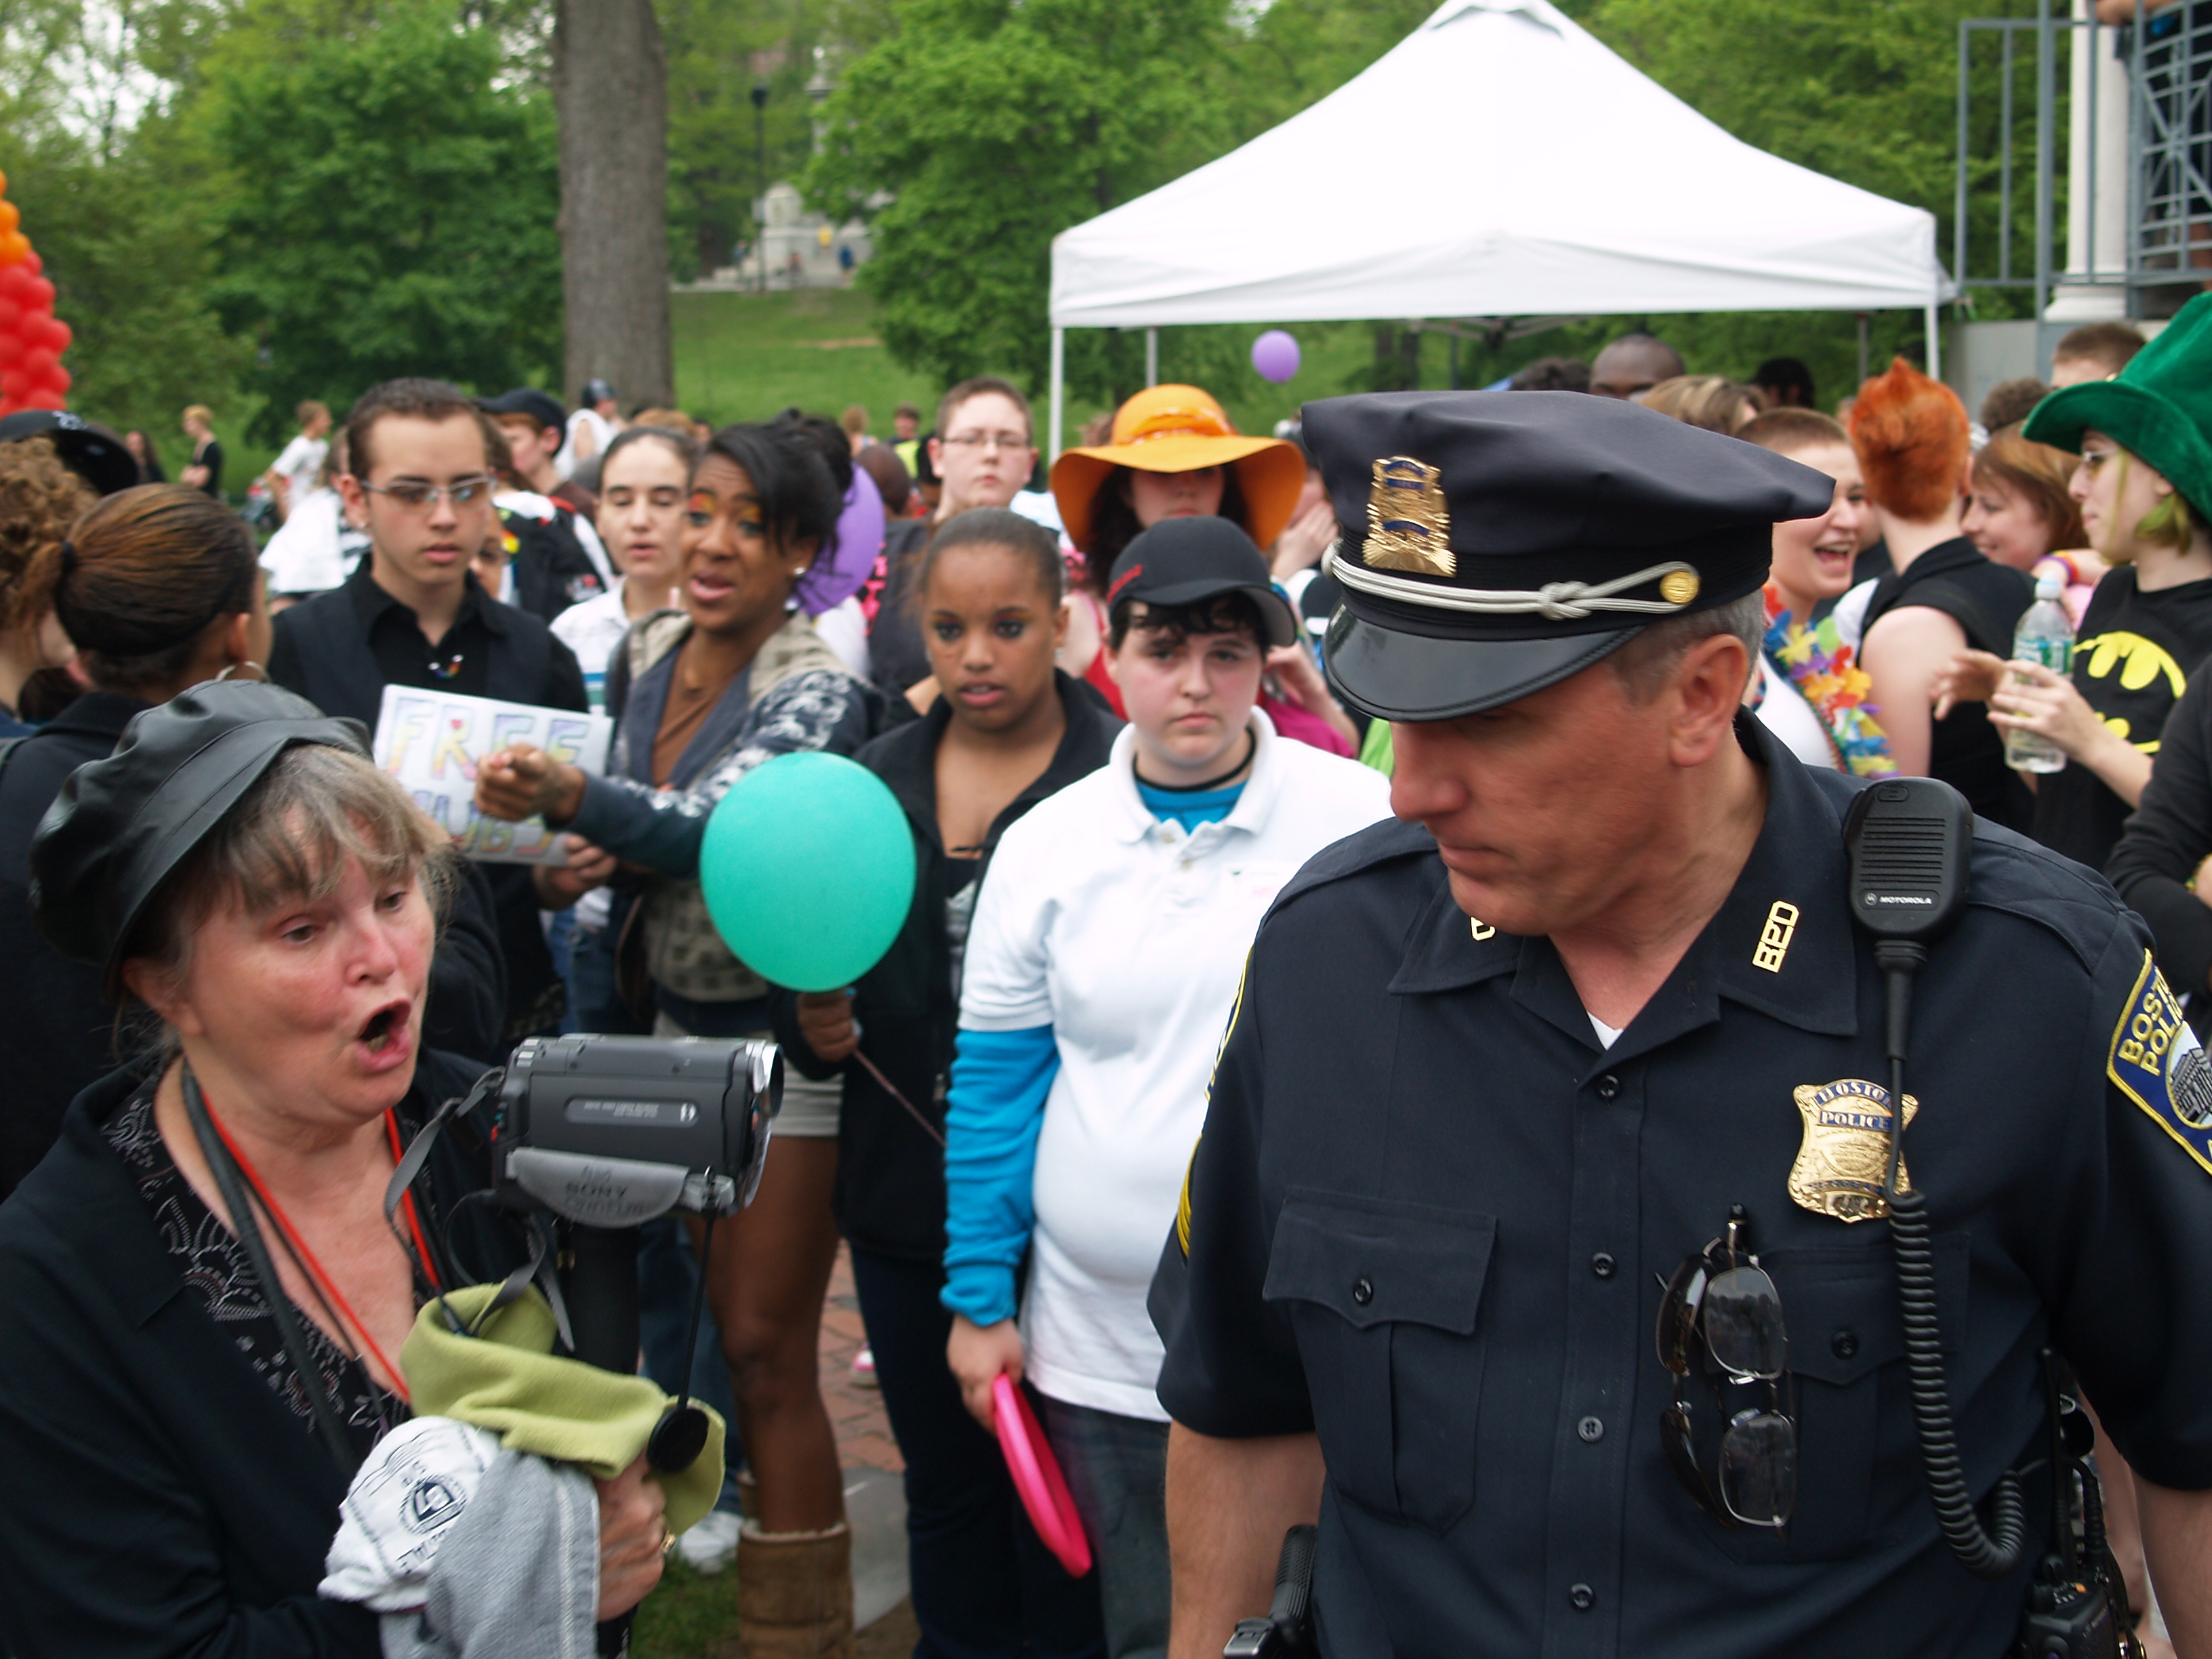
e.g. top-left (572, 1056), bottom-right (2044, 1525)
top-left (1049, 328), bottom-right (1065, 462)
top-left (1924, 302), bottom-right (1942, 382)
top-left (1145, 328), bottom-right (1160, 388)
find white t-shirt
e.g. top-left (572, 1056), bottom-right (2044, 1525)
top-left (258, 489), bottom-right (364, 596)
top-left (550, 583), bottom-right (634, 708)
top-left (811, 595), bottom-right (872, 680)
top-left (958, 710), bottom-right (1393, 1418)
top-left (270, 434), bottom-right (328, 508)
top-left (559, 409), bottom-right (615, 480)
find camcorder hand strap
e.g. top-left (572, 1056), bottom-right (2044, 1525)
top-left (182, 1065), bottom-right (361, 1479)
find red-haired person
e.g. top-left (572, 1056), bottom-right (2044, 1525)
top-left (1846, 359), bottom-right (2034, 827)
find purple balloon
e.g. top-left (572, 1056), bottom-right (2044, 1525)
top-left (796, 463), bottom-right (886, 615)
top-left (1252, 329), bottom-right (1301, 384)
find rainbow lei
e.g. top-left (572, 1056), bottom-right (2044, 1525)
top-left (1759, 586), bottom-right (1895, 777)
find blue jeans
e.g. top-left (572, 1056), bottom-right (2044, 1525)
top-left (848, 1248), bottom-right (1105, 1659)
top-left (1034, 1395), bottom-right (1170, 1659)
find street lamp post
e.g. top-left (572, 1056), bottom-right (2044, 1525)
top-left (751, 82), bottom-right (769, 295)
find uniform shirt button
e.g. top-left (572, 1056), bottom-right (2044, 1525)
top-left (1591, 1252), bottom-right (1616, 1279)
top-left (1352, 1276), bottom-right (1374, 1306)
top-left (1576, 1415), bottom-right (1604, 1443)
top-left (1832, 1329), bottom-right (1860, 1361)
top-left (1570, 1584), bottom-right (1596, 1612)
top-left (1594, 1073), bottom-right (1621, 1101)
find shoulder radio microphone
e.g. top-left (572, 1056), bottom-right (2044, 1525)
top-left (1845, 779), bottom-right (2129, 1656)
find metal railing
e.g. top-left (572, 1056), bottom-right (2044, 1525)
top-left (1956, 1), bottom-right (2204, 318)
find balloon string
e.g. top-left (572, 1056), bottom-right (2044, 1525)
top-left (851, 1049), bottom-right (946, 1149)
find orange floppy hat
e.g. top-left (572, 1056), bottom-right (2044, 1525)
top-left (1050, 384), bottom-right (1307, 554)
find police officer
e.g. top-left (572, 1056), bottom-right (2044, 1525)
top-left (1147, 390), bottom-right (2212, 1657)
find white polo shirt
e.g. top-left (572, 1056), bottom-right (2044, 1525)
top-left (959, 709), bottom-right (1393, 1418)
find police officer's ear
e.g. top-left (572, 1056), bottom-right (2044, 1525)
top-left (1653, 626), bottom-right (1755, 769)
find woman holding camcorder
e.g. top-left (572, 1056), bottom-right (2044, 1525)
top-left (0, 682), bottom-right (672, 1658)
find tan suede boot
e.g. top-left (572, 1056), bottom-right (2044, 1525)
top-left (735, 1519), bottom-right (855, 1659)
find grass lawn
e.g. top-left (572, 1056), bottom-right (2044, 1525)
top-left (672, 288), bottom-right (942, 434)
top-left (630, 1561), bottom-right (918, 1659)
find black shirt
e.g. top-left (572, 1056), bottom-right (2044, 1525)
top-left (2032, 567), bottom-right (2212, 870)
top-left (354, 562), bottom-right (497, 699)
top-left (1862, 536), bottom-right (2033, 831)
top-left (1153, 713), bottom-right (2212, 1658)
top-left (190, 437), bottom-right (224, 498)
top-left (2108, 666), bottom-right (2212, 1006)
top-left (0, 1052), bottom-right (517, 1659)
top-left (867, 520), bottom-right (935, 698)
top-left (0, 691), bottom-right (148, 1197)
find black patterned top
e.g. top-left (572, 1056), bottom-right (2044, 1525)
top-left (103, 1082), bottom-right (402, 1458)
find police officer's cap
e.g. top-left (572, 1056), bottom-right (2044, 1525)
top-left (1304, 391), bottom-right (1835, 720)
top-left (30, 680), bottom-right (370, 989)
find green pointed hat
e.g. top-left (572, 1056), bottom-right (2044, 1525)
top-left (2024, 295), bottom-right (2212, 522)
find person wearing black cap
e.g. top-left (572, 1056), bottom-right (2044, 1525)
top-left (0, 681), bottom-right (669, 1659)
top-left (1147, 390), bottom-right (2212, 1657)
top-left (941, 516), bottom-right (1389, 1659)
top-left (483, 386), bottom-right (598, 519)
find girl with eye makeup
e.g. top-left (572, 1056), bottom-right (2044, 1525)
top-left (473, 419), bottom-right (882, 1653)
top-left (775, 506), bottom-right (1120, 1659)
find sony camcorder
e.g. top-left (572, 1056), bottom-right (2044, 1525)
top-left (491, 1032), bottom-right (783, 1228)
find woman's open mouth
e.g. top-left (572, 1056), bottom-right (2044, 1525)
top-left (356, 1002), bottom-right (413, 1065)
top-left (689, 571), bottom-right (735, 603)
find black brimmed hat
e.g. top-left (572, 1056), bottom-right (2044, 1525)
top-left (1105, 516), bottom-right (1297, 647)
top-left (1303, 391), bottom-right (1835, 720)
top-left (30, 681), bottom-right (369, 987)
top-left (478, 388), bottom-right (568, 434)
top-left (0, 409), bottom-right (141, 496)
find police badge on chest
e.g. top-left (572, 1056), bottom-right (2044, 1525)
top-left (1788, 1079), bottom-right (1917, 1222)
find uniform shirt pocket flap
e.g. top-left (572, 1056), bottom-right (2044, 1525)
top-left (1775, 1232), bottom-right (1969, 1386)
top-left (1263, 1190), bottom-right (1497, 1334)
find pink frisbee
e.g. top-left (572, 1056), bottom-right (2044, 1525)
top-left (991, 1373), bottom-right (1092, 1577)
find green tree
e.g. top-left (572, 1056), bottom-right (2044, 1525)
top-left (197, 0), bottom-right (563, 438)
top-left (3, 121), bottom-right (253, 451)
top-left (661, 0), bottom-right (836, 282)
top-left (804, 0), bottom-right (1235, 401)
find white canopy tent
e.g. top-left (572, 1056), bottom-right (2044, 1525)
top-left (1043, 0), bottom-right (1954, 454)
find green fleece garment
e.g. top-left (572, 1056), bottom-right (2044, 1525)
top-left (401, 1283), bottom-right (726, 1538)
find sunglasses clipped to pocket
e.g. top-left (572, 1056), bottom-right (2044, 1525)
top-left (1656, 1206), bottom-right (1796, 1530)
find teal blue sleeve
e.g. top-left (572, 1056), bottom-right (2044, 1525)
top-left (940, 1024), bottom-right (1060, 1326)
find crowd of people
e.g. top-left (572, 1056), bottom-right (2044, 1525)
top-left (0, 298), bottom-right (2207, 1659)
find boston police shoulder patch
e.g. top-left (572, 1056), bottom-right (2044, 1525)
top-left (2108, 949), bottom-right (2212, 1173)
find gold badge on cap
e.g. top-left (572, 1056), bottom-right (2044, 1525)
top-left (1660, 569), bottom-right (1700, 605)
top-left (1365, 457), bottom-right (1454, 577)
top-left (1789, 1079), bottom-right (1916, 1222)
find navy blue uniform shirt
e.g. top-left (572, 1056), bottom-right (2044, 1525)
top-left (1151, 713), bottom-right (2212, 1658)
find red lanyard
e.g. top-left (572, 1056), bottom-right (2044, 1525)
top-left (202, 1106), bottom-right (420, 1404)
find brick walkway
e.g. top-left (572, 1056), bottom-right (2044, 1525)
top-left (820, 1243), bottom-right (903, 1476)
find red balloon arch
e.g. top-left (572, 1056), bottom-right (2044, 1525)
top-left (0, 170), bottom-right (73, 417)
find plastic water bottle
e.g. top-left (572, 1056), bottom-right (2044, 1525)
top-left (2005, 572), bottom-right (2073, 774)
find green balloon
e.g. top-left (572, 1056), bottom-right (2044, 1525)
top-left (698, 752), bottom-right (917, 993)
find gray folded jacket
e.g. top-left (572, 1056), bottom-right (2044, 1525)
top-left (379, 1448), bottom-right (599, 1659)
